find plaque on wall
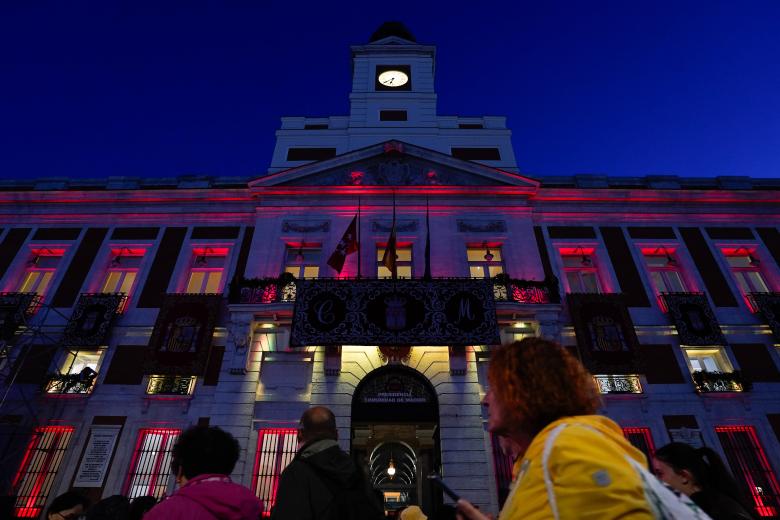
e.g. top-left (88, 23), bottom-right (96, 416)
top-left (73, 425), bottom-right (121, 488)
top-left (290, 279), bottom-right (499, 346)
top-left (0, 293), bottom-right (36, 342)
top-left (145, 294), bottom-right (222, 375)
top-left (751, 293), bottom-right (780, 343)
top-left (668, 427), bottom-right (705, 449)
top-left (664, 293), bottom-right (725, 346)
top-left (567, 293), bottom-right (640, 373)
top-left (63, 294), bottom-right (125, 346)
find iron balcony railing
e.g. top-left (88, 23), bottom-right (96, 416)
top-left (45, 368), bottom-right (97, 395)
top-left (146, 375), bottom-right (197, 396)
top-left (229, 273), bottom-right (560, 305)
top-left (593, 374), bottom-right (643, 394)
top-left (691, 370), bottom-right (751, 393)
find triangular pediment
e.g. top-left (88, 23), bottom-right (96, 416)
top-left (251, 141), bottom-right (539, 191)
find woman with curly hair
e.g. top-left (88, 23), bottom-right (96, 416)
top-left (456, 338), bottom-right (655, 520)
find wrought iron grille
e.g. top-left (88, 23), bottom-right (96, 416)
top-left (45, 370), bottom-right (97, 394)
top-left (716, 425), bottom-right (780, 518)
top-left (692, 370), bottom-right (748, 393)
top-left (622, 427), bottom-right (655, 462)
top-left (491, 432), bottom-right (515, 509)
top-left (146, 375), bottom-right (196, 396)
top-left (593, 374), bottom-right (643, 394)
top-left (124, 428), bottom-right (181, 499)
top-left (12, 425), bottom-right (75, 518)
top-left (253, 428), bottom-right (298, 517)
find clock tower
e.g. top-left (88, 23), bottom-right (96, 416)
top-left (348, 22), bottom-right (437, 128)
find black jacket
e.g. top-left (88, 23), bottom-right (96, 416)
top-left (690, 490), bottom-right (755, 520)
top-left (270, 439), bottom-right (378, 520)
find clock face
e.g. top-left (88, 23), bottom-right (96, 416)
top-left (377, 70), bottom-right (409, 88)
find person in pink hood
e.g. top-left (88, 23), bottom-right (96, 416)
top-left (145, 425), bottom-right (262, 520)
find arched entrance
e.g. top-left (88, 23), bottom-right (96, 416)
top-left (351, 364), bottom-right (441, 516)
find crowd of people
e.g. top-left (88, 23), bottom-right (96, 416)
top-left (41, 338), bottom-right (756, 520)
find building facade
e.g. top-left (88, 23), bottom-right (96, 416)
top-left (3, 23), bottom-right (780, 519)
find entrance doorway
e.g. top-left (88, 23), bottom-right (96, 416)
top-left (351, 365), bottom-right (442, 516)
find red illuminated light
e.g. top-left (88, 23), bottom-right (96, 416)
top-left (253, 428), bottom-right (298, 517)
top-left (558, 246), bottom-right (595, 256)
top-left (192, 247), bottom-right (229, 256)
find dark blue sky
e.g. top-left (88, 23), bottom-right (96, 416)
top-left (1, 1), bottom-right (779, 180)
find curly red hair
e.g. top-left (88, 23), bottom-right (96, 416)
top-left (488, 338), bottom-right (601, 437)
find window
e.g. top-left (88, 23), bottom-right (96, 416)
top-left (682, 346), bottom-right (733, 373)
top-left (716, 425), bottom-right (780, 517)
top-left (18, 248), bottom-right (64, 297)
top-left (45, 349), bottom-right (104, 394)
top-left (124, 428), bottom-right (181, 500)
top-left (283, 246), bottom-right (320, 279)
top-left (451, 147), bottom-right (501, 161)
top-left (622, 427), bottom-right (655, 462)
top-left (380, 110), bottom-right (407, 121)
top-left (286, 148), bottom-right (337, 161)
top-left (101, 248), bottom-right (145, 309)
top-left (467, 244), bottom-right (503, 279)
top-left (377, 245), bottom-right (413, 278)
top-left (12, 425), bottom-right (75, 518)
top-left (503, 321), bottom-right (536, 343)
top-left (560, 247), bottom-right (600, 293)
top-left (186, 248), bottom-right (227, 294)
top-left (723, 248), bottom-right (770, 307)
top-left (253, 428), bottom-right (298, 517)
top-left (642, 247), bottom-right (687, 293)
top-left (682, 347), bottom-right (743, 392)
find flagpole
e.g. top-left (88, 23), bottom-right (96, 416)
top-left (357, 196), bottom-right (362, 279)
top-left (392, 190), bottom-right (397, 280)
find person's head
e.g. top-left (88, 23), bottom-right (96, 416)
top-left (84, 495), bottom-right (130, 520)
top-left (47, 491), bottom-right (90, 520)
top-left (485, 338), bottom-right (600, 439)
top-left (129, 495), bottom-right (157, 520)
top-left (654, 442), bottom-right (748, 506)
top-left (170, 426), bottom-right (240, 484)
top-left (400, 505), bottom-right (428, 520)
top-left (297, 406), bottom-right (338, 445)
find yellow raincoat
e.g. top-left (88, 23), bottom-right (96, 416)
top-left (499, 415), bottom-right (654, 520)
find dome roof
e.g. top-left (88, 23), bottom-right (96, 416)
top-left (369, 21), bottom-right (416, 43)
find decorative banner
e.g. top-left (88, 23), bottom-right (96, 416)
top-left (0, 293), bottom-right (36, 342)
top-left (63, 294), bottom-right (125, 346)
top-left (145, 294), bottom-right (222, 375)
top-left (751, 293), bottom-right (780, 343)
top-left (290, 279), bottom-right (499, 346)
top-left (73, 425), bottom-right (121, 488)
top-left (567, 293), bottom-right (640, 374)
top-left (664, 293), bottom-right (725, 346)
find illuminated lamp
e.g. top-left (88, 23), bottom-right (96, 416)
top-left (27, 255), bottom-right (40, 267)
top-left (387, 457), bottom-right (396, 477)
top-left (483, 241), bottom-right (494, 262)
top-left (748, 253), bottom-right (761, 267)
top-left (195, 255), bottom-right (208, 266)
top-left (664, 248), bottom-right (677, 267)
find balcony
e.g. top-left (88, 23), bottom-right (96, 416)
top-left (692, 370), bottom-right (751, 393)
top-left (45, 368), bottom-right (97, 394)
top-left (229, 273), bottom-right (560, 305)
top-left (146, 375), bottom-right (196, 396)
top-left (593, 374), bottom-right (643, 394)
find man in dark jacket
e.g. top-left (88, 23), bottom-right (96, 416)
top-left (271, 406), bottom-right (383, 520)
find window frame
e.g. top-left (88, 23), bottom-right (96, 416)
top-left (466, 243), bottom-right (504, 279)
top-left (183, 246), bottom-right (230, 294)
top-left (123, 427), bottom-right (181, 500)
top-left (16, 247), bottom-right (67, 299)
top-left (558, 246), bottom-right (602, 294)
top-left (719, 245), bottom-right (773, 310)
top-left (253, 428), bottom-right (298, 517)
top-left (283, 244), bottom-right (321, 279)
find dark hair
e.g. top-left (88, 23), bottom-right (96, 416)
top-left (85, 495), bottom-right (130, 520)
top-left (299, 406), bottom-right (338, 443)
top-left (47, 491), bottom-right (90, 516)
top-left (655, 443), bottom-right (752, 512)
top-left (488, 338), bottom-right (601, 437)
top-left (129, 495), bottom-right (157, 520)
top-left (170, 426), bottom-right (240, 479)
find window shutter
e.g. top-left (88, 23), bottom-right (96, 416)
top-left (203, 345), bottom-right (225, 386)
top-left (103, 346), bottom-right (147, 385)
top-left (731, 344), bottom-right (780, 382)
top-left (640, 344), bottom-right (686, 384)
